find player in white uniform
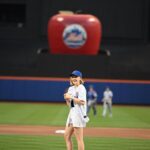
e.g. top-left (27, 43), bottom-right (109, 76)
top-left (102, 87), bottom-right (113, 117)
top-left (64, 70), bottom-right (89, 150)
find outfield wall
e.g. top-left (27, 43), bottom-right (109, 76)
top-left (0, 76), bottom-right (150, 105)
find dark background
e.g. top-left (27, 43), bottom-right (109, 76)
top-left (0, 0), bottom-right (150, 79)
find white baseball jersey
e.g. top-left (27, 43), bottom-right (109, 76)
top-left (104, 90), bottom-right (113, 99)
top-left (66, 84), bottom-right (87, 127)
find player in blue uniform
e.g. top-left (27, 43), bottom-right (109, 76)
top-left (87, 85), bottom-right (98, 116)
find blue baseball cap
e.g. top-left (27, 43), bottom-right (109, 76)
top-left (70, 70), bottom-right (82, 78)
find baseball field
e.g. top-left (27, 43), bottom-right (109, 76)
top-left (0, 102), bottom-right (150, 150)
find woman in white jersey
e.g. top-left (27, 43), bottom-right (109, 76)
top-left (64, 70), bottom-right (89, 150)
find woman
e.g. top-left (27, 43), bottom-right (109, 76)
top-left (64, 70), bottom-right (89, 150)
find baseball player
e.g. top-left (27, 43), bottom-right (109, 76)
top-left (102, 87), bottom-right (113, 117)
top-left (64, 70), bottom-right (89, 150)
top-left (87, 85), bottom-right (98, 116)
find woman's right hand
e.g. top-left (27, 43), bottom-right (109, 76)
top-left (64, 93), bottom-right (73, 100)
top-left (64, 93), bottom-right (70, 106)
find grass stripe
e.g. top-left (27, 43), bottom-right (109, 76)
top-left (0, 135), bottom-right (150, 150)
top-left (0, 103), bottom-right (150, 128)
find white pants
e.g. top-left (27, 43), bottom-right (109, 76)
top-left (102, 98), bottom-right (112, 117)
top-left (87, 99), bottom-right (97, 115)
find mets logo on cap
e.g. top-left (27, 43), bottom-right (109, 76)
top-left (63, 24), bottom-right (87, 49)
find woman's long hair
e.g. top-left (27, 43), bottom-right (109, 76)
top-left (70, 77), bottom-right (84, 86)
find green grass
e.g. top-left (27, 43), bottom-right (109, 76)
top-left (0, 102), bottom-right (150, 150)
top-left (0, 135), bottom-right (150, 150)
top-left (0, 102), bottom-right (150, 128)
top-left (88, 105), bottom-right (150, 128)
top-left (0, 102), bottom-right (67, 126)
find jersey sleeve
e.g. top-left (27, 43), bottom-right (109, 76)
top-left (78, 85), bottom-right (87, 116)
top-left (103, 91), bottom-right (106, 97)
top-left (78, 86), bottom-right (87, 101)
top-left (67, 87), bottom-right (73, 95)
top-left (110, 91), bottom-right (113, 97)
top-left (94, 91), bottom-right (98, 98)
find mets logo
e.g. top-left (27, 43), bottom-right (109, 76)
top-left (63, 24), bottom-right (87, 49)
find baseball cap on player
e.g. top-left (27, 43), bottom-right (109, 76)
top-left (70, 70), bottom-right (82, 78)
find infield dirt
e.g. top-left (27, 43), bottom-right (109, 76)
top-left (0, 125), bottom-right (150, 139)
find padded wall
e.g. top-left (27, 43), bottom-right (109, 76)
top-left (0, 77), bottom-right (150, 104)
